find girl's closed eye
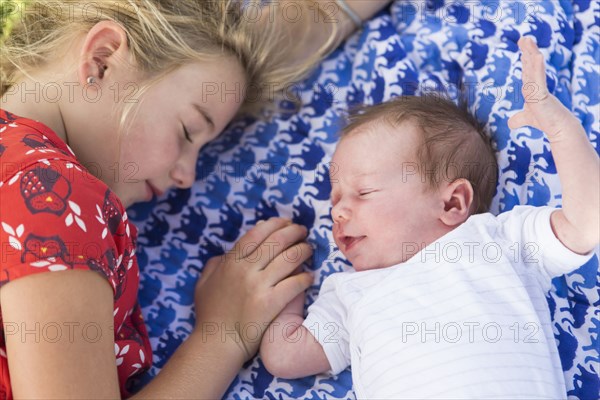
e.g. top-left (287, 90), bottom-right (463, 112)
top-left (182, 112), bottom-right (211, 143)
top-left (183, 125), bottom-right (193, 143)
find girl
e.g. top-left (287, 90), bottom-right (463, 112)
top-left (0, 0), bottom-right (390, 398)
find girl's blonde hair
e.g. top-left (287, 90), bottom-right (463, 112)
top-left (1, 0), bottom-right (337, 126)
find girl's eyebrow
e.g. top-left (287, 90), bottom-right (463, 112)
top-left (192, 103), bottom-right (215, 131)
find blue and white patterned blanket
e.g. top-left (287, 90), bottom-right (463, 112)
top-left (129, 1), bottom-right (599, 398)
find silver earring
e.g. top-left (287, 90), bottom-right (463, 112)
top-left (87, 76), bottom-right (96, 84)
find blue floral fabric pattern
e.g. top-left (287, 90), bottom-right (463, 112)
top-left (129, 1), bottom-right (599, 398)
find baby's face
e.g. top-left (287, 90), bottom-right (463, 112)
top-left (330, 121), bottom-right (445, 271)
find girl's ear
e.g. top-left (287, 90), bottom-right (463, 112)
top-left (78, 21), bottom-right (130, 86)
top-left (439, 178), bottom-right (474, 227)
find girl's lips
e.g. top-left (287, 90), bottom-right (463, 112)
top-left (144, 183), bottom-right (154, 201)
top-left (145, 182), bottom-right (164, 200)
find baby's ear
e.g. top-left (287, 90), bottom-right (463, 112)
top-left (439, 178), bottom-right (474, 227)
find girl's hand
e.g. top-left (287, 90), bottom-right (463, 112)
top-left (508, 37), bottom-right (579, 140)
top-left (193, 218), bottom-right (313, 362)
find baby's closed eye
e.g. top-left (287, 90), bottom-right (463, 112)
top-left (359, 189), bottom-right (379, 197)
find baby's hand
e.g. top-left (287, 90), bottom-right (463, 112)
top-left (508, 37), bottom-right (579, 140)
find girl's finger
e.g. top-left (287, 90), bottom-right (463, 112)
top-left (198, 255), bottom-right (222, 285)
top-left (247, 224), bottom-right (308, 270)
top-left (263, 242), bottom-right (313, 286)
top-left (229, 217), bottom-right (292, 259)
top-left (270, 272), bottom-right (314, 312)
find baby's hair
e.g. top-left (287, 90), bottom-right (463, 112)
top-left (1, 0), bottom-right (336, 126)
top-left (341, 94), bottom-right (498, 214)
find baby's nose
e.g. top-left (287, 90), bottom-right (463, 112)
top-left (331, 202), bottom-right (350, 223)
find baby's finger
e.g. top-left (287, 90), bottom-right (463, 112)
top-left (508, 111), bottom-right (530, 130)
top-left (519, 36), bottom-right (538, 55)
top-left (531, 51), bottom-right (549, 95)
top-left (519, 37), bottom-right (548, 96)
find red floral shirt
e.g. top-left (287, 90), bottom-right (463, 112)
top-left (0, 110), bottom-right (151, 398)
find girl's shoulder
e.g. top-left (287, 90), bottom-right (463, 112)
top-left (0, 109), bottom-right (77, 170)
top-left (0, 108), bottom-right (134, 294)
top-left (0, 109), bottom-right (151, 397)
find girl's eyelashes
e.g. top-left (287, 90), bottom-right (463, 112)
top-left (183, 126), bottom-right (193, 143)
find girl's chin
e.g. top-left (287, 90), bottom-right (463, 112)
top-left (114, 185), bottom-right (149, 208)
top-left (118, 191), bottom-right (138, 208)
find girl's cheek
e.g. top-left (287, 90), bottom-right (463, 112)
top-left (150, 137), bottom-right (180, 163)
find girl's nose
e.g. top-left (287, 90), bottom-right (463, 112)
top-left (170, 153), bottom-right (197, 189)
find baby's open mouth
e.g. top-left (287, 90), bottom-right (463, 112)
top-left (341, 235), bottom-right (366, 250)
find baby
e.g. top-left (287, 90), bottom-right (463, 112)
top-left (259, 37), bottom-right (599, 399)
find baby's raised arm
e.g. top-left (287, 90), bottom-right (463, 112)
top-left (508, 37), bottom-right (600, 254)
top-left (260, 291), bottom-right (331, 379)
